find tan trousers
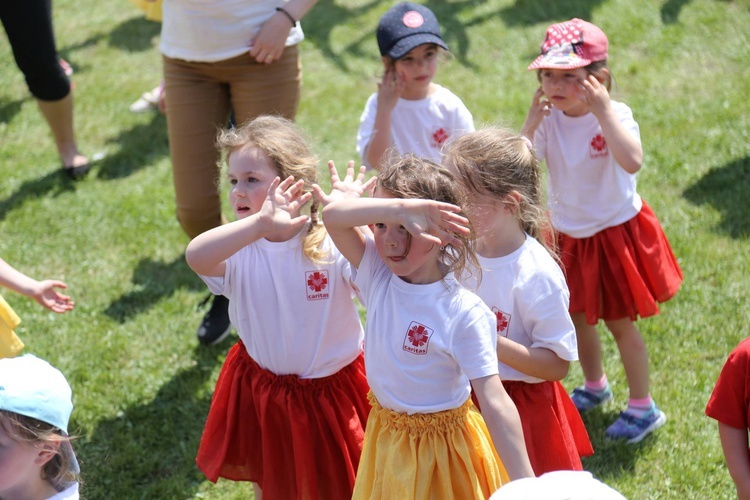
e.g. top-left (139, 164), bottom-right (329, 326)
top-left (163, 46), bottom-right (300, 239)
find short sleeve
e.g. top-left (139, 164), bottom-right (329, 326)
top-left (706, 339), bottom-right (750, 430)
top-left (451, 298), bottom-right (499, 380)
top-left (356, 93), bottom-right (379, 169)
top-left (453, 99), bottom-right (475, 135)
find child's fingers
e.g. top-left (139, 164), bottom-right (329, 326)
top-left (434, 201), bottom-right (463, 213)
top-left (355, 164), bottom-right (369, 182)
top-left (441, 218), bottom-right (470, 236)
top-left (326, 160), bottom-right (341, 183)
top-left (362, 176), bottom-right (377, 194)
top-left (50, 280), bottom-right (68, 290)
top-left (283, 179), bottom-right (308, 201)
top-left (311, 184), bottom-right (329, 203)
top-left (291, 191), bottom-right (313, 208)
top-left (344, 160), bottom-right (358, 180)
top-left (268, 176), bottom-right (283, 195)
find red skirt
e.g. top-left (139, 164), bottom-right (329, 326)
top-left (196, 341), bottom-right (371, 500)
top-left (503, 380), bottom-right (593, 476)
top-left (558, 201), bottom-right (683, 325)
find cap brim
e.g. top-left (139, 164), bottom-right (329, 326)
top-left (528, 53), bottom-right (592, 70)
top-left (388, 34), bottom-right (448, 60)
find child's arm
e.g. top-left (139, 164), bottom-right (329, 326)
top-left (578, 75), bottom-right (643, 174)
top-left (186, 176), bottom-right (311, 277)
top-left (520, 87), bottom-right (550, 141)
top-left (0, 258), bottom-right (74, 313)
top-left (365, 67), bottom-right (405, 170)
top-left (322, 197), bottom-right (468, 269)
top-left (472, 374), bottom-right (535, 480)
top-left (718, 422), bottom-right (750, 499)
top-left (496, 338), bottom-right (569, 381)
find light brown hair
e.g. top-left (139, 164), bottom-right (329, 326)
top-left (375, 154), bottom-right (479, 282)
top-left (217, 115), bottom-right (328, 263)
top-left (0, 410), bottom-right (79, 491)
top-left (443, 128), bottom-right (558, 259)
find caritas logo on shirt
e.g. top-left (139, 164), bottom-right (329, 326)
top-left (403, 321), bottom-right (434, 355)
top-left (432, 128), bottom-right (449, 147)
top-left (492, 306), bottom-right (511, 338)
top-left (305, 270), bottom-right (329, 301)
top-left (590, 134), bottom-right (609, 159)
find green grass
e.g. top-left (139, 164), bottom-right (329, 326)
top-left (1, 0), bottom-right (749, 498)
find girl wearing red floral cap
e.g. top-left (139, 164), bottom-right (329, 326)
top-left (521, 18), bottom-right (682, 445)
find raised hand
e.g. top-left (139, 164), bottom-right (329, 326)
top-left (521, 87), bottom-right (551, 139)
top-left (312, 160), bottom-right (377, 206)
top-left (259, 176), bottom-right (312, 234)
top-left (399, 199), bottom-right (471, 248)
top-left (377, 67), bottom-right (405, 112)
top-left (576, 74), bottom-right (611, 118)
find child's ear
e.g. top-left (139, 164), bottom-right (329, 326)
top-left (382, 56), bottom-right (394, 70)
top-left (594, 67), bottom-right (610, 84)
top-left (34, 441), bottom-right (61, 466)
top-left (503, 191), bottom-right (523, 214)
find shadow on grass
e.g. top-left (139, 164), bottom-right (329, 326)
top-left (302, 0), bottom-right (383, 73)
top-left (75, 343), bottom-right (232, 497)
top-left (108, 16), bottom-right (162, 53)
top-left (683, 155), bottom-right (750, 239)
top-left (96, 112), bottom-right (169, 180)
top-left (0, 170), bottom-right (82, 221)
top-left (0, 96), bottom-right (26, 124)
top-left (661, 0), bottom-right (691, 24)
top-left (303, 0), bottom-right (497, 72)
top-left (104, 255), bottom-right (206, 322)
top-left (580, 407), bottom-right (660, 482)
top-left (499, 0), bottom-right (606, 27)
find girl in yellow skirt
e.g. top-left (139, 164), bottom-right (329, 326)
top-left (322, 156), bottom-right (534, 499)
top-left (0, 257), bottom-right (75, 358)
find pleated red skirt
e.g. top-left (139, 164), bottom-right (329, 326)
top-left (196, 341), bottom-right (371, 500)
top-left (558, 201), bottom-right (683, 325)
top-left (503, 380), bottom-right (593, 476)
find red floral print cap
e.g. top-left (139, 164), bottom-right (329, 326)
top-left (528, 18), bottom-right (608, 70)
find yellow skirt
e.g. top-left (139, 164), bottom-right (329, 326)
top-left (352, 393), bottom-right (509, 500)
top-left (0, 294), bottom-right (23, 359)
top-left (129, 0), bottom-right (162, 22)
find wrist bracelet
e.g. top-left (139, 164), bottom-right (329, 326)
top-left (275, 7), bottom-right (296, 27)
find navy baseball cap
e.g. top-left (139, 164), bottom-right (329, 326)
top-left (377, 2), bottom-right (448, 60)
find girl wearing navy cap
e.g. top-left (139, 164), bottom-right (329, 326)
top-left (521, 18), bottom-right (682, 444)
top-left (356, 2), bottom-right (474, 171)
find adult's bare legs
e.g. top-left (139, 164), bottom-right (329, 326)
top-left (36, 93), bottom-right (89, 169)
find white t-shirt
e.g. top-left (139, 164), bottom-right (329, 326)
top-left (462, 235), bottom-right (578, 383)
top-left (533, 101), bottom-right (643, 238)
top-left (353, 238), bottom-right (498, 414)
top-left (356, 84), bottom-right (474, 169)
top-left (160, 0), bottom-right (304, 62)
top-left (201, 233), bottom-right (364, 379)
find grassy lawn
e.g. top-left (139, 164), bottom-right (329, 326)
top-left (1, 0), bottom-right (749, 498)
